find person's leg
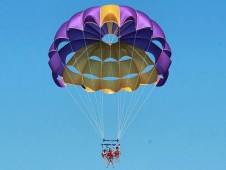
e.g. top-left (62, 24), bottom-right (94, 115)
top-left (111, 159), bottom-right (114, 168)
top-left (107, 157), bottom-right (112, 168)
top-left (115, 155), bottom-right (119, 162)
top-left (106, 159), bottom-right (110, 168)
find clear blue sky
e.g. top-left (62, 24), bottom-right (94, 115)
top-left (0, 0), bottom-right (226, 170)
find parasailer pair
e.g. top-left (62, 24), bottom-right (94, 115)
top-left (48, 4), bottom-right (171, 167)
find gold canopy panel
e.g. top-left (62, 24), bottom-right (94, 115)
top-left (99, 5), bottom-right (120, 34)
top-left (63, 42), bottom-right (158, 94)
top-left (100, 5), bottom-right (120, 26)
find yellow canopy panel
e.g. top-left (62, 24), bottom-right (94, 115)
top-left (63, 42), bottom-right (158, 94)
top-left (100, 5), bottom-right (120, 26)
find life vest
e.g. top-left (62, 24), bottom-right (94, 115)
top-left (107, 151), bottom-right (114, 158)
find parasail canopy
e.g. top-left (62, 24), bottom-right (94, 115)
top-left (48, 4), bottom-right (172, 94)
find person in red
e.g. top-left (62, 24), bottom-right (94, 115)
top-left (114, 146), bottom-right (121, 162)
top-left (106, 148), bottom-right (114, 168)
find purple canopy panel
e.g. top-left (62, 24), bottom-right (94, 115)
top-left (136, 11), bottom-right (153, 30)
top-left (68, 12), bottom-right (84, 30)
top-left (84, 23), bottom-right (102, 36)
top-left (49, 52), bottom-right (65, 76)
top-left (52, 72), bottom-right (66, 87)
top-left (156, 71), bottom-right (169, 87)
top-left (48, 43), bottom-right (57, 58)
top-left (119, 21), bottom-right (136, 37)
top-left (163, 41), bottom-right (171, 53)
top-left (54, 22), bottom-right (69, 49)
top-left (120, 6), bottom-right (137, 26)
top-left (83, 6), bottom-right (100, 25)
top-left (151, 20), bottom-right (165, 40)
top-left (157, 51), bottom-right (171, 74)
